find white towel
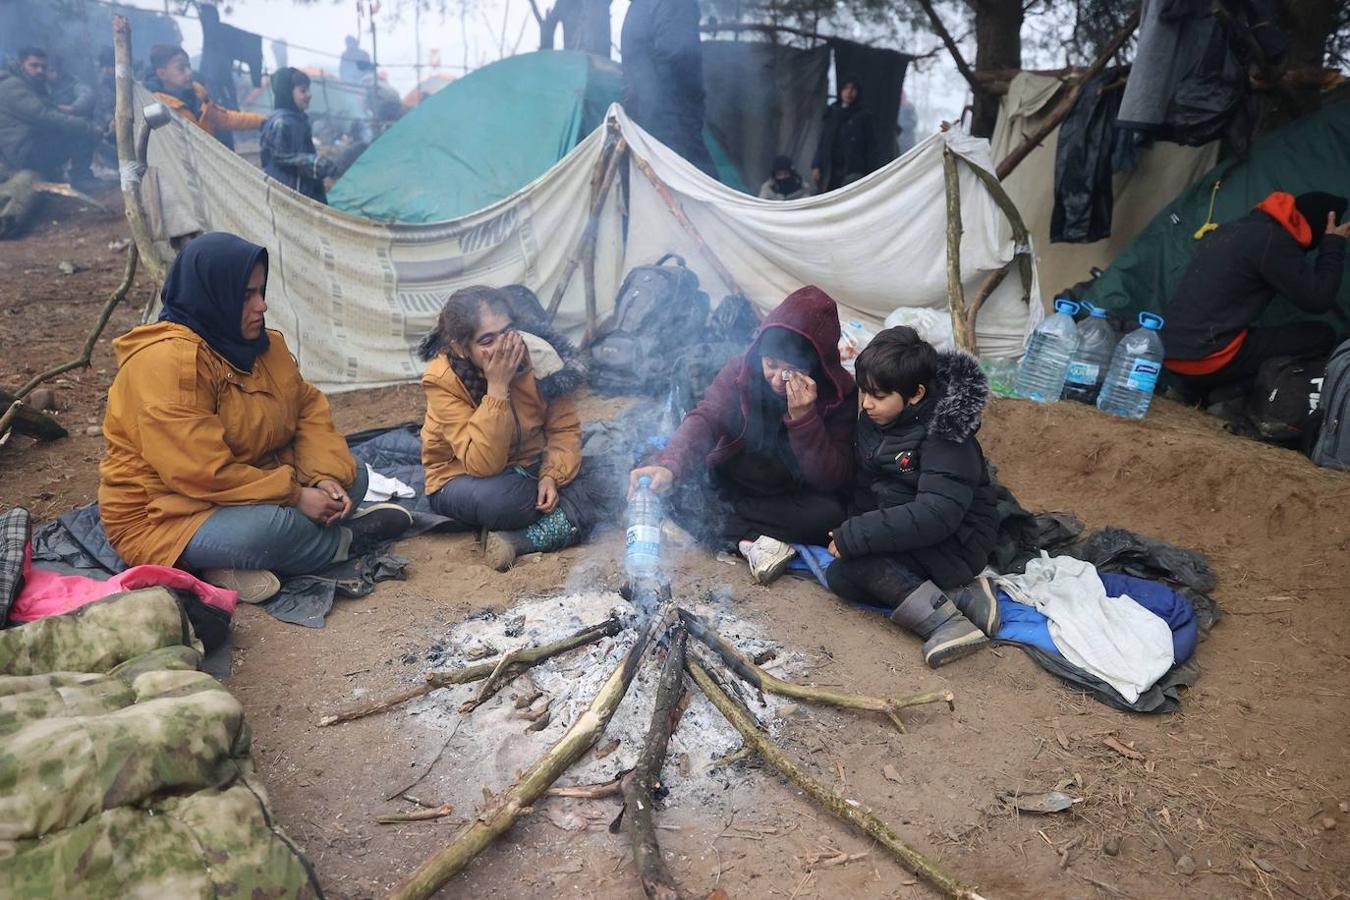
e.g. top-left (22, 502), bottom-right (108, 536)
top-left (996, 553), bottom-right (1174, 703)
top-left (362, 465), bottom-right (416, 503)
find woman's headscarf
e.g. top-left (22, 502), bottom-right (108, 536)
top-left (158, 232), bottom-right (270, 372)
top-left (271, 66), bottom-right (308, 113)
top-left (744, 326), bottom-right (819, 474)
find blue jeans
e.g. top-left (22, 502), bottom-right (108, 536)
top-left (178, 465), bottom-right (369, 576)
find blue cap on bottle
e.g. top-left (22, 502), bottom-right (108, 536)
top-left (638, 476), bottom-right (652, 488)
top-left (1139, 312), bottom-right (1165, 330)
top-left (1054, 298), bottom-right (1081, 316)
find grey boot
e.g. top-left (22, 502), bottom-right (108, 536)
top-left (889, 580), bottom-right (989, 669)
top-left (946, 576), bottom-right (1001, 638)
top-left (483, 508), bottom-right (580, 572)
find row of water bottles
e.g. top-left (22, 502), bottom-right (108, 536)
top-left (1012, 298), bottom-right (1166, 420)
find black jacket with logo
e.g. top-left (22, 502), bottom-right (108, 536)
top-left (834, 352), bottom-right (998, 588)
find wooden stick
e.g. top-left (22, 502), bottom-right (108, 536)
top-left (377, 804), bottom-right (456, 824)
top-left (941, 147), bottom-right (975, 355)
top-left (317, 617), bottom-right (621, 727)
top-left (914, 0), bottom-right (981, 96)
top-left (966, 263), bottom-right (1012, 350)
top-left (545, 770), bottom-right (632, 799)
top-left (388, 630), bottom-right (653, 900)
top-left (678, 610), bottom-right (952, 735)
top-left (459, 640), bottom-right (525, 714)
top-left (687, 659), bottom-right (987, 900)
top-left (547, 130), bottom-right (625, 322)
top-left (629, 151), bottom-right (744, 298)
top-left (112, 15), bottom-right (166, 283)
top-left (994, 9), bottom-right (1140, 181)
top-left (623, 629), bottom-right (688, 900)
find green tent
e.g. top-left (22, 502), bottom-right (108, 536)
top-left (1085, 95), bottom-right (1350, 330)
top-left (329, 50), bottom-right (745, 223)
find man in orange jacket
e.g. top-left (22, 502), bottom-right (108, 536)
top-left (145, 44), bottom-right (264, 143)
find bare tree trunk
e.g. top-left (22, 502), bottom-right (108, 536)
top-left (969, 0), bottom-right (1023, 138)
top-left (554, 0), bottom-right (612, 56)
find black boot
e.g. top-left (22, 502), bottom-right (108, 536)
top-left (889, 580), bottom-right (988, 668)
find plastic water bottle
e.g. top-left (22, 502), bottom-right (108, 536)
top-left (1014, 298), bottom-right (1081, 403)
top-left (1098, 313), bottom-right (1166, 420)
top-left (1062, 303), bottom-right (1119, 404)
top-left (625, 476), bottom-right (664, 580)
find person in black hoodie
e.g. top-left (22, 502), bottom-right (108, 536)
top-left (825, 327), bottom-right (1000, 668)
top-left (1163, 191), bottom-right (1350, 404)
top-left (811, 76), bottom-right (877, 193)
top-left (260, 67), bottom-right (335, 204)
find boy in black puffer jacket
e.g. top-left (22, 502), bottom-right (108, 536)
top-left (825, 326), bottom-right (1000, 668)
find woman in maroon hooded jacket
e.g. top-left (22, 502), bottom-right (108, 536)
top-left (630, 286), bottom-right (857, 583)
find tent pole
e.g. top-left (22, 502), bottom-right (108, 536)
top-left (960, 159), bottom-right (1033, 309)
top-left (941, 147), bottom-right (975, 354)
top-left (628, 153), bottom-right (745, 299)
top-left (546, 127), bottom-right (624, 323)
top-left (113, 15), bottom-right (166, 284)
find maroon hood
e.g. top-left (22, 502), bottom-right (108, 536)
top-left (741, 285), bottom-right (855, 412)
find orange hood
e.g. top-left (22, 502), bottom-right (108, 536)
top-left (1255, 192), bottom-right (1312, 248)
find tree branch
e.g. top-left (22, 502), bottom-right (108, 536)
top-left (914, 0), bottom-right (981, 95)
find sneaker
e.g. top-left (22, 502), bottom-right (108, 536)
top-left (922, 612), bottom-right (989, 668)
top-left (345, 503), bottom-right (414, 548)
top-left (739, 535), bottom-right (796, 585)
top-left (948, 576), bottom-right (1001, 638)
top-left (200, 568), bottom-right (280, 604)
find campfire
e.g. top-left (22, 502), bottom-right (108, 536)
top-left (319, 570), bottom-right (977, 900)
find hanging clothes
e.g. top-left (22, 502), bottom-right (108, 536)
top-left (1051, 67), bottom-right (1126, 244)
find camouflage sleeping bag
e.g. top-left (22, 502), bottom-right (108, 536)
top-left (0, 588), bottom-right (322, 898)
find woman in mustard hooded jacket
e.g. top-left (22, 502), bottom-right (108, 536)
top-left (99, 232), bottom-right (411, 602)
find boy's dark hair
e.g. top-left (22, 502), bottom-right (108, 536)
top-left (417, 285), bottom-right (514, 361)
top-left (854, 325), bottom-right (938, 398)
top-left (17, 47), bottom-right (47, 62)
top-left (149, 44), bottom-right (188, 72)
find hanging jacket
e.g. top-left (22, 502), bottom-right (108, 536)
top-left (260, 108), bottom-right (334, 203)
top-left (147, 79), bottom-right (265, 138)
top-left (655, 285), bottom-right (857, 492)
top-left (420, 355), bottom-right (582, 496)
top-left (0, 64), bottom-right (99, 178)
top-left (833, 352), bottom-right (998, 589)
top-left (99, 323), bottom-right (357, 568)
top-left (811, 101), bottom-right (877, 190)
top-left (1164, 194), bottom-right (1347, 362)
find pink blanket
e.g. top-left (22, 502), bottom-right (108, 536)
top-left (11, 543), bottom-right (238, 623)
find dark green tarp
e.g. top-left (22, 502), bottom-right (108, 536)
top-left (1085, 96), bottom-right (1350, 331)
top-left (330, 50), bottom-right (744, 223)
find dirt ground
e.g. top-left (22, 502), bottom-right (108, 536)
top-left (3, 202), bottom-right (1349, 900)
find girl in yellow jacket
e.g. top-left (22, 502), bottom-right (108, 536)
top-left (99, 232), bottom-right (412, 603)
top-left (420, 286), bottom-right (599, 571)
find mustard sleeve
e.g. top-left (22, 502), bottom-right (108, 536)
top-left (209, 104), bottom-right (266, 132)
top-left (425, 373), bottom-right (516, 478)
top-left (133, 344), bottom-right (302, 507)
top-left (287, 378), bottom-right (358, 488)
top-left (539, 396), bottom-right (582, 486)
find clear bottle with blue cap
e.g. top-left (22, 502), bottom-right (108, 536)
top-left (1062, 302), bottom-right (1119, 404)
top-left (625, 475), bottom-right (664, 580)
top-left (1097, 312), bottom-right (1166, 420)
top-left (1014, 297), bottom-right (1081, 403)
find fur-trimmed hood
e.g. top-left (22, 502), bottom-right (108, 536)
top-left (916, 351), bottom-right (989, 442)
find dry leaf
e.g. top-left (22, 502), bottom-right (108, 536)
top-left (1001, 791), bottom-right (1079, 814)
top-left (1103, 736), bottom-right (1145, 760)
top-left (882, 764), bottom-right (903, 785)
top-left (1054, 724), bottom-right (1071, 752)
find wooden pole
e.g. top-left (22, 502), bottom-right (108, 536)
top-left (388, 630), bottom-right (652, 900)
top-left (547, 129), bottom-right (625, 322)
top-left (960, 161), bottom-right (1034, 310)
top-left (994, 9), bottom-right (1140, 181)
top-left (678, 609), bottom-right (952, 734)
top-left (629, 152), bottom-right (745, 298)
top-left (112, 15), bottom-right (165, 284)
top-left (941, 147), bottom-right (975, 354)
top-left (687, 659), bottom-right (988, 900)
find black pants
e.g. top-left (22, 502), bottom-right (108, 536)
top-left (825, 554), bottom-right (928, 611)
top-left (429, 465), bottom-right (604, 533)
top-left (667, 466), bottom-right (846, 548)
top-left (1170, 322), bottom-right (1338, 403)
top-left (30, 127), bottom-right (95, 183)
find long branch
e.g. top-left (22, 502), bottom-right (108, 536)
top-left (388, 629), bottom-right (653, 900)
top-left (914, 0), bottom-right (980, 95)
top-left (678, 609), bottom-right (952, 735)
top-left (623, 629), bottom-right (688, 900)
top-left (318, 616), bottom-right (621, 727)
top-left (687, 659), bottom-right (986, 900)
top-left (942, 147), bottom-right (974, 355)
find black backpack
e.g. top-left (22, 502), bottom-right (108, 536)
top-left (1235, 354), bottom-right (1327, 447)
top-left (589, 254), bottom-right (710, 395)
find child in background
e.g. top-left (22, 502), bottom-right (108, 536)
top-left (825, 326), bottom-right (1001, 668)
top-left (261, 67), bottom-right (336, 204)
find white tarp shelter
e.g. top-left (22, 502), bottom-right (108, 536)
top-left (142, 98), bottom-right (1042, 391)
